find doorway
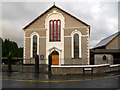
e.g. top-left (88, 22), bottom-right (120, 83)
top-left (51, 50), bottom-right (59, 65)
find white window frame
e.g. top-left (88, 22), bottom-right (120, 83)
top-left (30, 32), bottom-right (39, 58)
top-left (71, 30), bottom-right (82, 58)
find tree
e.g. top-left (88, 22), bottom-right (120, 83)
top-left (18, 47), bottom-right (23, 57)
top-left (2, 38), bottom-right (23, 58)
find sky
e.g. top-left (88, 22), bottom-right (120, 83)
top-left (0, 0), bottom-right (119, 48)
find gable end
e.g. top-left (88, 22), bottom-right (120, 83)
top-left (23, 5), bottom-right (90, 30)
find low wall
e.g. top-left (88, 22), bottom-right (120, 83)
top-left (2, 59), bottom-right (23, 65)
top-left (51, 64), bottom-right (120, 75)
top-left (23, 58), bottom-right (47, 64)
top-left (110, 64), bottom-right (120, 72)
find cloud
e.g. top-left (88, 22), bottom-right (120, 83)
top-left (2, 2), bottom-right (52, 46)
top-left (2, 2), bottom-right (118, 48)
top-left (57, 2), bottom-right (118, 48)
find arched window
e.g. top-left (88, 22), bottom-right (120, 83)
top-left (103, 55), bottom-right (107, 60)
top-left (33, 35), bottom-right (37, 58)
top-left (74, 33), bottom-right (79, 58)
top-left (49, 19), bottom-right (61, 41)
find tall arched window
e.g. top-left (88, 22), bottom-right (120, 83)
top-left (74, 33), bottom-right (79, 58)
top-left (49, 19), bottom-right (61, 41)
top-left (33, 35), bottom-right (37, 58)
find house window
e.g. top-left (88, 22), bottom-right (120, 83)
top-left (49, 19), bottom-right (61, 41)
top-left (33, 35), bottom-right (37, 58)
top-left (74, 33), bottom-right (79, 58)
top-left (103, 55), bottom-right (107, 60)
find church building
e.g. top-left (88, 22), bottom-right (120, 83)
top-left (23, 5), bottom-right (90, 66)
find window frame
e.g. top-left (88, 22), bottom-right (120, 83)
top-left (71, 30), bottom-right (82, 59)
top-left (33, 35), bottom-right (37, 58)
top-left (74, 33), bottom-right (79, 58)
top-left (30, 32), bottom-right (39, 58)
top-left (103, 55), bottom-right (107, 60)
top-left (49, 19), bottom-right (61, 42)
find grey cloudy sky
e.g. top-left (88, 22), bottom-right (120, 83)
top-left (1, 1), bottom-right (119, 48)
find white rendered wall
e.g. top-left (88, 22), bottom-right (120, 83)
top-left (45, 10), bottom-right (65, 65)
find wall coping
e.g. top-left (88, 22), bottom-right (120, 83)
top-left (51, 64), bottom-right (110, 68)
top-left (110, 64), bottom-right (120, 67)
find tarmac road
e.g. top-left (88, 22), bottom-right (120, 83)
top-left (2, 74), bottom-right (120, 88)
top-left (1, 65), bottom-right (120, 89)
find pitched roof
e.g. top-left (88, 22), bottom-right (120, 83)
top-left (94, 31), bottom-right (120, 48)
top-left (23, 5), bottom-right (90, 30)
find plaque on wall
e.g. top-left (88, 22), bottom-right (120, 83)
top-left (84, 68), bottom-right (92, 71)
top-left (40, 55), bottom-right (44, 60)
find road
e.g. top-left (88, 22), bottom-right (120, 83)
top-left (1, 65), bottom-right (120, 89)
top-left (2, 74), bottom-right (120, 88)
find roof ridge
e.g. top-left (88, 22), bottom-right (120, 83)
top-left (94, 31), bottom-right (120, 48)
top-left (100, 31), bottom-right (119, 41)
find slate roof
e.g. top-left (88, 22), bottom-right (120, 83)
top-left (94, 31), bottom-right (120, 48)
top-left (23, 5), bottom-right (90, 30)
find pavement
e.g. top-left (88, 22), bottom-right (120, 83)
top-left (1, 65), bottom-right (120, 88)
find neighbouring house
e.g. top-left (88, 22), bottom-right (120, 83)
top-left (23, 5), bottom-right (90, 66)
top-left (92, 31), bottom-right (120, 65)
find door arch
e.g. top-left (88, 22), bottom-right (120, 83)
top-left (51, 50), bottom-right (59, 65)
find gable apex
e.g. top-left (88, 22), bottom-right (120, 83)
top-left (23, 5), bottom-right (90, 30)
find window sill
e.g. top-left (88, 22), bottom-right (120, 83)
top-left (72, 58), bottom-right (81, 59)
top-left (49, 41), bottom-right (61, 42)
